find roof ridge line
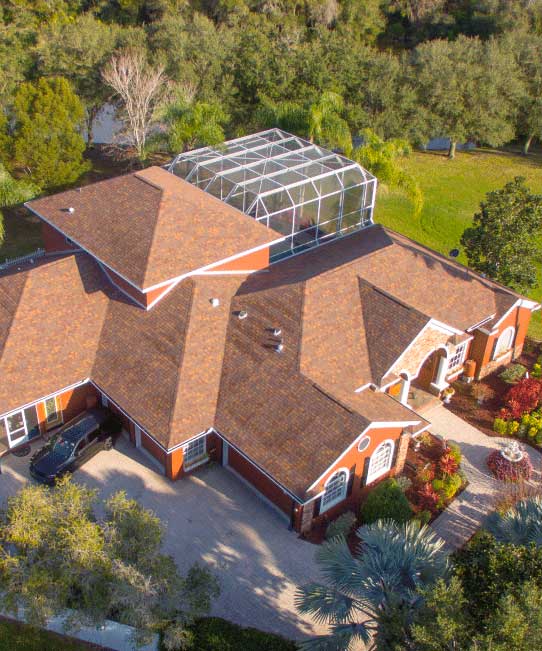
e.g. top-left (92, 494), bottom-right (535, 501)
top-left (165, 278), bottom-right (196, 441)
top-left (380, 224), bottom-right (526, 301)
top-left (358, 276), bottom-right (430, 321)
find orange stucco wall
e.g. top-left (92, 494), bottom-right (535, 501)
top-left (208, 247), bottom-right (270, 272)
top-left (41, 222), bottom-right (78, 253)
top-left (311, 425), bottom-right (404, 519)
top-left (470, 305), bottom-right (532, 377)
top-left (141, 431), bottom-right (167, 465)
top-left (228, 446), bottom-right (295, 517)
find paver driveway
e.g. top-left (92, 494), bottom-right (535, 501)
top-left (0, 436), bottom-right (323, 641)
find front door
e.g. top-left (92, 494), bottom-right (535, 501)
top-left (43, 396), bottom-right (62, 429)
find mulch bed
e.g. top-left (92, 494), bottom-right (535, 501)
top-left (446, 339), bottom-right (542, 439)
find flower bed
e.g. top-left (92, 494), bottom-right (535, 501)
top-left (487, 449), bottom-right (533, 482)
top-left (404, 433), bottom-right (467, 521)
top-left (446, 339), bottom-right (542, 447)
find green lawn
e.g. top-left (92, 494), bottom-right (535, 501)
top-left (186, 617), bottom-right (298, 651)
top-left (0, 617), bottom-right (104, 651)
top-left (375, 148), bottom-right (542, 339)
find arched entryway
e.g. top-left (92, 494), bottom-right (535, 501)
top-left (413, 347), bottom-right (449, 395)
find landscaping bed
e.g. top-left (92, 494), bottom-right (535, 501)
top-left (309, 433), bottom-right (467, 546)
top-left (446, 339), bottom-right (542, 452)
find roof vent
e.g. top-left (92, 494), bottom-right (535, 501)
top-left (272, 327), bottom-right (282, 337)
top-left (210, 298), bottom-right (220, 308)
top-left (274, 342), bottom-right (284, 353)
top-left (67, 206), bottom-right (75, 214)
top-left (238, 310), bottom-right (248, 320)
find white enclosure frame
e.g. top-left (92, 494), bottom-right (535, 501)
top-left (168, 129), bottom-right (377, 261)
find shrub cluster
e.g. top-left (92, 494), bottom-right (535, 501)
top-left (494, 409), bottom-right (542, 445)
top-left (500, 377), bottom-right (542, 420)
top-left (408, 440), bottom-right (464, 514)
top-left (359, 478), bottom-right (413, 524)
top-left (486, 449), bottom-right (533, 482)
top-left (499, 363), bottom-right (527, 385)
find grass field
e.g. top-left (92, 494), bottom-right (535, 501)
top-left (375, 148), bottom-right (542, 338)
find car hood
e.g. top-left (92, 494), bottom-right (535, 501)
top-left (30, 446), bottom-right (70, 477)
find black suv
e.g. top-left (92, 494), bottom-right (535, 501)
top-left (30, 408), bottom-right (122, 485)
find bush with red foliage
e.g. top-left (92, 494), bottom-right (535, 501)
top-left (486, 449), bottom-right (533, 482)
top-left (500, 377), bottom-right (542, 420)
top-left (438, 451), bottom-right (459, 476)
top-left (416, 482), bottom-right (440, 512)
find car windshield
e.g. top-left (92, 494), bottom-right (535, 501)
top-left (49, 434), bottom-right (76, 459)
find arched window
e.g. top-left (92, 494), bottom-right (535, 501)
top-left (367, 440), bottom-right (395, 484)
top-left (321, 469), bottom-right (349, 512)
top-left (493, 326), bottom-right (515, 359)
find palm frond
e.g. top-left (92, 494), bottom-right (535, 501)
top-left (486, 496), bottom-right (542, 546)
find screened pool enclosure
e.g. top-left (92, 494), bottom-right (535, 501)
top-left (167, 129), bottom-right (377, 261)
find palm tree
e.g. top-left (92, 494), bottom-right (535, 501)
top-left (161, 100), bottom-right (229, 154)
top-left (296, 519), bottom-right (448, 651)
top-left (352, 129), bottom-right (423, 216)
top-left (256, 92), bottom-right (352, 155)
top-left (486, 496), bottom-right (542, 546)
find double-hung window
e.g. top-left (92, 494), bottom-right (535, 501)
top-left (2, 410), bottom-right (27, 447)
top-left (448, 343), bottom-right (467, 372)
top-left (183, 436), bottom-right (206, 467)
top-left (44, 396), bottom-right (61, 426)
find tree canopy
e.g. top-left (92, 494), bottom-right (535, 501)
top-left (461, 176), bottom-right (542, 290)
top-left (0, 478), bottom-right (219, 647)
top-left (10, 77), bottom-right (90, 190)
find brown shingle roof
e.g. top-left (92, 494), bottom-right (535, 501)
top-left (0, 219), bottom-right (530, 497)
top-left (27, 167), bottom-right (278, 291)
top-left (0, 254), bottom-right (110, 414)
top-left (214, 268), bottom-right (425, 499)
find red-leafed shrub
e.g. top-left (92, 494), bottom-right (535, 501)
top-left (500, 378), bottom-right (542, 420)
top-left (416, 483), bottom-right (440, 512)
top-left (486, 450), bottom-right (533, 482)
top-left (438, 452), bottom-right (459, 476)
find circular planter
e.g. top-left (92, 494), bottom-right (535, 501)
top-left (487, 447), bottom-right (532, 482)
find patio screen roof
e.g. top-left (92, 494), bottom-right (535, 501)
top-left (167, 129), bottom-right (377, 261)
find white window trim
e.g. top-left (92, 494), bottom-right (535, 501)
top-left (366, 439), bottom-right (395, 485)
top-left (493, 326), bottom-right (515, 360)
top-left (182, 435), bottom-right (207, 469)
top-left (3, 409), bottom-right (28, 447)
top-left (447, 342), bottom-right (467, 372)
top-left (358, 435), bottom-right (371, 452)
top-left (320, 468), bottom-right (349, 513)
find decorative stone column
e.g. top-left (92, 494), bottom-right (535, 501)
top-left (299, 500), bottom-right (315, 534)
top-left (394, 430), bottom-right (411, 475)
top-left (430, 354), bottom-right (449, 393)
top-left (398, 376), bottom-right (410, 406)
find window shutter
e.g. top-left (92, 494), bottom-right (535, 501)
top-left (491, 336), bottom-right (498, 361)
top-left (360, 458), bottom-right (370, 488)
top-left (313, 497), bottom-right (321, 517)
top-left (347, 464), bottom-right (356, 496)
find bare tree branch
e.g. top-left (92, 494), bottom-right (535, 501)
top-left (102, 50), bottom-right (166, 162)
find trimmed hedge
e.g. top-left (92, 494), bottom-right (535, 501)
top-left (187, 617), bottom-right (298, 651)
top-left (359, 478), bottom-right (413, 524)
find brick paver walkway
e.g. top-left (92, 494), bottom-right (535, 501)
top-left (427, 404), bottom-right (542, 550)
